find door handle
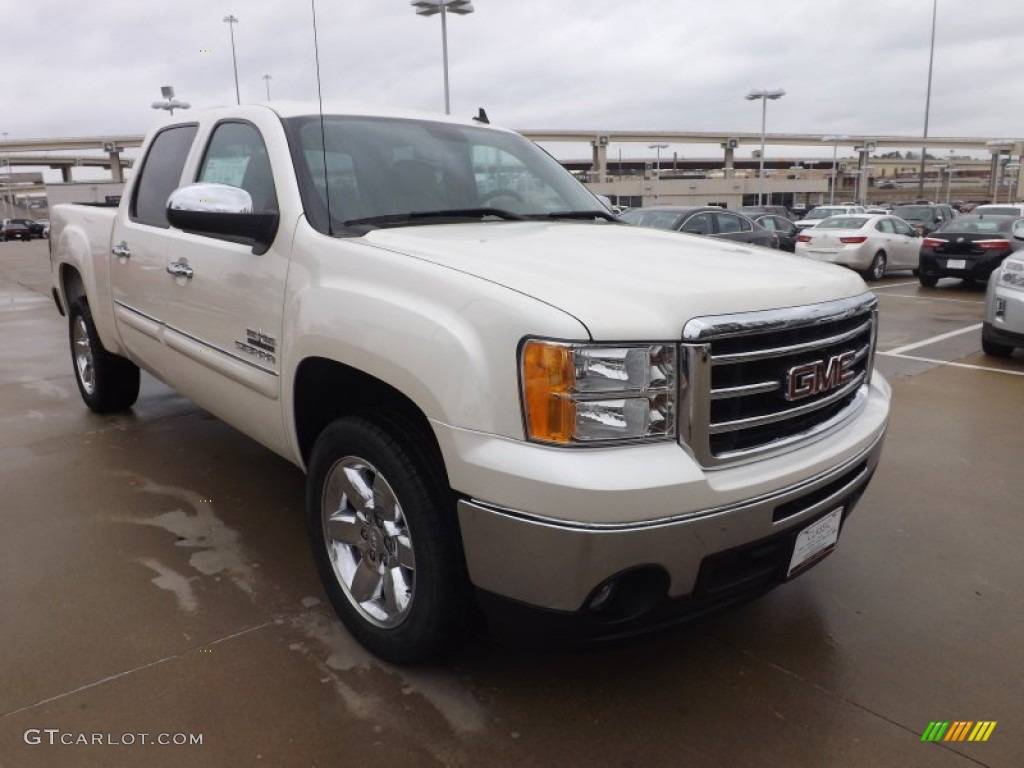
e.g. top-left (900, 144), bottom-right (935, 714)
top-left (111, 241), bottom-right (131, 259)
top-left (166, 261), bottom-right (194, 279)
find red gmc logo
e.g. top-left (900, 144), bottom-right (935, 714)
top-left (785, 351), bottom-right (858, 401)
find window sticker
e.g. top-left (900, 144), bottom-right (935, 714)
top-left (202, 156), bottom-right (250, 187)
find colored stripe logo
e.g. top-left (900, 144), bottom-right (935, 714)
top-left (921, 721), bottom-right (996, 742)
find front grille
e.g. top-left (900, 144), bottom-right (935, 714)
top-left (680, 294), bottom-right (877, 467)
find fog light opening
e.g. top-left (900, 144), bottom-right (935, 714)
top-left (585, 567), bottom-right (669, 624)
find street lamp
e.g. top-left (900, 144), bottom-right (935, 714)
top-left (224, 14), bottom-right (241, 105)
top-left (745, 88), bottom-right (785, 206)
top-left (411, 0), bottom-right (475, 115)
top-left (822, 134), bottom-right (849, 205)
top-left (649, 143), bottom-right (668, 202)
top-left (151, 86), bottom-right (191, 116)
top-left (917, 0), bottom-right (938, 197)
top-left (263, 73), bottom-right (272, 100)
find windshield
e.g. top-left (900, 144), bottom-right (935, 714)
top-left (284, 115), bottom-right (605, 234)
top-left (816, 216), bottom-right (868, 230)
top-left (891, 205), bottom-right (934, 222)
top-left (805, 207), bottom-right (846, 220)
top-left (935, 215), bottom-right (1017, 234)
top-left (619, 209), bottom-right (683, 230)
top-left (972, 206), bottom-right (1022, 216)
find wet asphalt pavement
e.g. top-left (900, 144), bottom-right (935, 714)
top-left (1, 239), bottom-right (1022, 767)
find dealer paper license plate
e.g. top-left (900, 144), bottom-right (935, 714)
top-left (946, 259), bottom-right (966, 270)
top-left (787, 507), bottom-right (842, 577)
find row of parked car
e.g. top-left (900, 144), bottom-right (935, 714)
top-left (0, 218), bottom-right (49, 241)
top-left (618, 202), bottom-right (1024, 359)
top-left (618, 202), bottom-right (1024, 284)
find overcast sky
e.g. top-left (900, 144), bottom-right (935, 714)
top-left (3, 0), bottom-right (1024, 162)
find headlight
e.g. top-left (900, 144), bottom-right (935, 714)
top-left (520, 340), bottom-right (677, 444)
top-left (998, 258), bottom-right (1024, 289)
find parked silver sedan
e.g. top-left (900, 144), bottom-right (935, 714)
top-left (981, 229), bottom-right (1024, 357)
top-left (795, 214), bottom-right (920, 280)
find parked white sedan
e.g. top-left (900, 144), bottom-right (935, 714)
top-left (795, 214), bottom-right (920, 280)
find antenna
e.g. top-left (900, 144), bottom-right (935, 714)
top-left (311, 0), bottom-right (332, 235)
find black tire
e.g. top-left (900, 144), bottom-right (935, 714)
top-left (981, 335), bottom-right (1013, 358)
top-left (919, 273), bottom-right (939, 288)
top-left (306, 413), bottom-right (470, 664)
top-left (863, 251), bottom-right (887, 281)
top-left (67, 296), bottom-right (140, 412)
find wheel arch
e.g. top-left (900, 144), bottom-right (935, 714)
top-left (60, 263), bottom-right (87, 309)
top-left (292, 357), bottom-right (448, 483)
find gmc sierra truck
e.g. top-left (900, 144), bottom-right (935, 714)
top-left (50, 104), bottom-right (890, 663)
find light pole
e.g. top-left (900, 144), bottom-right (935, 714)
top-left (822, 134), bottom-right (848, 205)
top-left (745, 88), bottom-right (785, 206)
top-left (411, 0), bottom-right (475, 115)
top-left (649, 143), bottom-right (668, 202)
top-left (263, 73), bottom-right (272, 100)
top-left (917, 0), bottom-right (938, 198)
top-left (944, 165), bottom-right (955, 204)
top-left (151, 85), bottom-right (191, 116)
top-left (224, 14), bottom-right (240, 105)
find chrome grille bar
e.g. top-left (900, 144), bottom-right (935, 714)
top-left (680, 293), bottom-right (878, 468)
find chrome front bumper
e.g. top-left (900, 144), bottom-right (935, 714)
top-left (457, 428), bottom-right (886, 614)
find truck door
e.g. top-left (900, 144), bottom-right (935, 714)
top-left (110, 124), bottom-right (198, 366)
top-left (158, 119), bottom-right (290, 452)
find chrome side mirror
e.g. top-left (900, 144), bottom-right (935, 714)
top-left (166, 183), bottom-right (278, 255)
top-left (168, 182), bottom-right (253, 213)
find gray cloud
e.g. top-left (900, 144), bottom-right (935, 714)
top-left (2, 0), bottom-right (1022, 156)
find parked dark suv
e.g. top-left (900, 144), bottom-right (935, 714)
top-left (619, 206), bottom-right (779, 249)
top-left (890, 203), bottom-right (956, 236)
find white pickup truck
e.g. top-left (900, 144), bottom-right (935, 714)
top-left (50, 103), bottom-right (890, 662)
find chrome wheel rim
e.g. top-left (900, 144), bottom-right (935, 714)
top-left (72, 315), bottom-right (96, 396)
top-left (321, 456), bottom-right (415, 628)
top-left (872, 255), bottom-right (885, 280)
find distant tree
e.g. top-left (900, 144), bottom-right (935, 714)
top-left (880, 150), bottom-right (903, 159)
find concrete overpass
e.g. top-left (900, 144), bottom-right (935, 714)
top-left (1, 135), bottom-right (142, 183)
top-left (2, 129), bottom-right (1021, 205)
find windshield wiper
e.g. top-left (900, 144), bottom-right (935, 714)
top-left (534, 210), bottom-right (619, 222)
top-left (343, 208), bottom-right (527, 227)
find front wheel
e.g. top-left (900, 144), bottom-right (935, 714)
top-left (306, 414), bottom-right (470, 664)
top-left (68, 297), bottom-right (140, 412)
top-left (982, 334), bottom-right (1013, 358)
top-left (863, 251), bottom-right (887, 281)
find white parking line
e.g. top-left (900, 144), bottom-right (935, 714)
top-left (884, 323), bottom-right (983, 355)
top-left (877, 351), bottom-right (1024, 377)
top-left (877, 293), bottom-right (985, 305)
top-left (873, 281), bottom-right (922, 289)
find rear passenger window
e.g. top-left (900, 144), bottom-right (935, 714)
top-left (131, 124), bottom-right (198, 227)
top-left (716, 213), bottom-right (751, 233)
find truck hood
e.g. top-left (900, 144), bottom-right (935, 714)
top-left (363, 221), bottom-right (869, 339)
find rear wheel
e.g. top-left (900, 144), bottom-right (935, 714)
top-left (306, 413), bottom-right (470, 664)
top-left (863, 251), bottom-right (887, 281)
top-left (68, 297), bottom-right (140, 412)
top-left (919, 273), bottom-right (939, 288)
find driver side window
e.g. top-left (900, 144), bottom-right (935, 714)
top-left (681, 212), bottom-right (713, 235)
top-left (198, 121), bottom-right (278, 214)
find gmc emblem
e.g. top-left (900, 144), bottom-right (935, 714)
top-left (785, 351), bottom-right (858, 401)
